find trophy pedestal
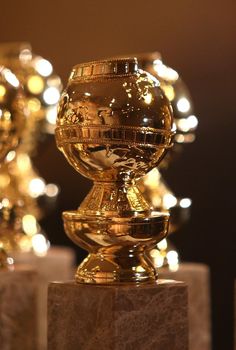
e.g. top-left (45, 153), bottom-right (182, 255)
top-left (0, 267), bottom-right (37, 350)
top-left (48, 279), bottom-right (188, 350)
top-left (13, 246), bottom-right (75, 350)
top-left (159, 263), bottom-right (211, 350)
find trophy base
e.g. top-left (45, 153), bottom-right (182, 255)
top-left (63, 209), bottom-right (169, 284)
top-left (75, 251), bottom-right (156, 284)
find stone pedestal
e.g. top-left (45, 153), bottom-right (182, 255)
top-left (13, 246), bottom-right (75, 350)
top-left (0, 267), bottom-right (37, 350)
top-left (159, 263), bottom-right (211, 350)
top-left (48, 280), bottom-right (188, 350)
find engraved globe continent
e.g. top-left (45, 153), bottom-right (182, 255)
top-left (0, 66), bottom-right (25, 161)
top-left (56, 58), bottom-right (173, 182)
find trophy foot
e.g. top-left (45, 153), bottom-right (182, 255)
top-left (75, 251), bottom-right (157, 284)
top-left (64, 210), bottom-right (169, 284)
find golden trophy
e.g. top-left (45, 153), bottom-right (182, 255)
top-left (0, 43), bottom-right (74, 350)
top-left (0, 42), bottom-right (62, 255)
top-left (55, 57), bottom-right (174, 284)
top-left (0, 65), bottom-right (26, 267)
top-left (0, 65), bottom-right (39, 350)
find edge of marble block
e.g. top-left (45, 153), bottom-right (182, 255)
top-left (49, 278), bottom-right (187, 290)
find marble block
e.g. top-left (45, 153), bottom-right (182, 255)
top-left (0, 267), bottom-right (37, 350)
top-left (48, 279), bottom-right (188, 350)
top-left (159, 263), bottom-right (211, 350)
top-left (13, 246), bottom-right (76, 350)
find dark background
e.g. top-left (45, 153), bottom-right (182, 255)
top-left (1, 1), bottom-right (235, 349)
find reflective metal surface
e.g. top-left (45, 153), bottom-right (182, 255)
top-left (0, 42), bottom-right (62, 135)
top-left (132, 51), bottom-right (198, 144)
top-left (111, 52), bottom-right (197, 269)
top-left (0, 65), bottom-right (26, 268)
top-left (138, 167), bottom-right (191, 232)
top-left (0, 193), bottom-right (49, 256)
top-left (149, 238), bottom-right (179, 272)
top-left (0, 66), bottom-right (25, 162)
top-left (0, 42), bottom-right (61, 256)
top-left (56, 58), bottom-right (174, 284)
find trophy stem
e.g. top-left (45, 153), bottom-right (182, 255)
top-left (79, 180), bottom-right (151, 217)
top-left (63, 202), bottom-right (169, 284)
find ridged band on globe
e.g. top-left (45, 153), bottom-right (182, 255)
top-left (55, 57), bottom-right (175, 284)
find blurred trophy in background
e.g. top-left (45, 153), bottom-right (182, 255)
top-left (133, 52), bottom-right (198, 270)
top-left (0, 65), bottom-right (26, 267)
top-left (0, 42), bottom-right (62, 256)
top-left (0, 42), bottom-right (75, 350)
top-left (133, 52), bottom-right (210, 350)
top-left (0, 66), bottom-right (38, 350)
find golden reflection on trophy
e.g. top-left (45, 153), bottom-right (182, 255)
top-left (56, 58), bottom-right (175, 284)
top-left (129, 52), bottom-right (198, 270)
top-left (0, 65), bottom-right (26, 267)
top-left (0, 42), bottom-right (62, 256)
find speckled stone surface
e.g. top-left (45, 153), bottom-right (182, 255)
top-left (159, 263), bottom-right (211, 350)
top-left (48, 279), bottom-right (188, 350)
top-left (0, 267), bottom-right (37, 350)
top-left (13, 246), bottom-right (75, 350)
